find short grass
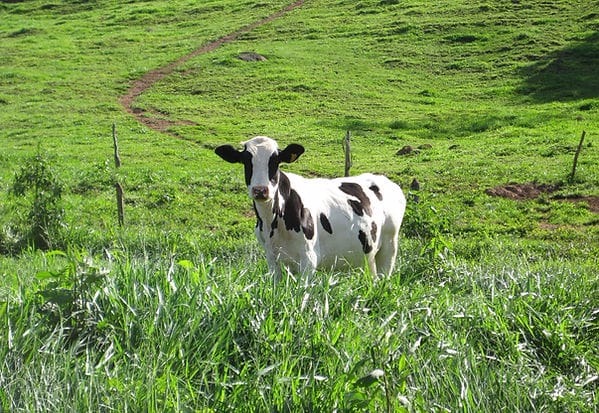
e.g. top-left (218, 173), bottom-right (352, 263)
top-left (0, 0), bottom-right (598, 411)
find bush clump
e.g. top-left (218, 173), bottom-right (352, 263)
top-left (8, 148), bottom-right (65, 250)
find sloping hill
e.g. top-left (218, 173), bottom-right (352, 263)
top-left (0, 2), bottom-right (597, 411)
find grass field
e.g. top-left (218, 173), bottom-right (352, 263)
top-left (1, 0), bottom-right (598, 411)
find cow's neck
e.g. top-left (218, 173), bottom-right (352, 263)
top-left (252, 172), bottom-right (290, 237)
top-left (252, 172), bottom-right (314, 241)
top-left (253, 197), bottom-right (277, 232)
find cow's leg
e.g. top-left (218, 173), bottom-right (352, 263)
top-left (257, 229), bottom-right (282, 282)
top-left (375, 231), bottom-right (398, 276)
top-left (265, 250), bottom-right (283, 282)
top-left (366, 253), bottom-right (377, 277)
top-left (299, 250), bottom-right (317, 275)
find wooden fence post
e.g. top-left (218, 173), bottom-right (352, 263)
top-left (569, 130), bottom-right (586, 182)
top-left (343, 130), bottom-right (352, 177)
top-left (112, 123), bottom-right (125, 227)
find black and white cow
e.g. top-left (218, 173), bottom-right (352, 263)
top-left (215, 136), bottom-right (406, 279)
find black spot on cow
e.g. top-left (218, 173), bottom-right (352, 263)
top-left (320, 213), bottom-right (333, 234)
top-left (302, 209), bottom-right (314, 240)
top-left (369, 184), bottom-right (383, 201)
top-left (278, 172), bottom-right (292, 203)
top-left (339, 182), bottom-right (372, 216)
top-left (358, 230), bottom-right (373, 254)
top-left (279, 173), bottom-right (314, 240)
top-left (370, 221), bottom-right (377, 243)
top-left (269, 216), bottom-right (278, 238)
top-left (253, 202), bottom-right (263, 232)
top-left (346, 199), bottom-right (363, 216)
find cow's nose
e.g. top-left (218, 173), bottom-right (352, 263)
top-left (251, 186), bottom-right (269, 200)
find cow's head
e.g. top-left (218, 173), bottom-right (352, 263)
top-left (215, 136), bottom-right (304, 201)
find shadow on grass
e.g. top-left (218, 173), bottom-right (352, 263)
top-left (518, 32), bottom-right (599, 102)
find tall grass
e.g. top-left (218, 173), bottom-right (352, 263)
top-left (1, 240), bottom-right (597, 411)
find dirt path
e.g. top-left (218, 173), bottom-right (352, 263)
top-left (119, 1), bottom-right (305, 136)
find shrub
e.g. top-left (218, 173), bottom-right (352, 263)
top-left (9, 148), bottom-right (65, 250)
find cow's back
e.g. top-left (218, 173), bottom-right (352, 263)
top-left (284, 172), bottom-right (405, 271)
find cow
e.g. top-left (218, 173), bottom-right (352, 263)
top-left (215, 136), bottom-right (406, 279)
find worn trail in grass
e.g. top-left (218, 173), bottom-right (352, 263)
top-left (119, 0), bottom-right (305, 137)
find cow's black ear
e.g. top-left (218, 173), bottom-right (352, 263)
top-left (279, 144), bottom-right (304, 163)
top-left (215, 145), bottom-right (242, 163)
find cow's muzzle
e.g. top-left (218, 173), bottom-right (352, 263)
top-left (251, 186), bottom-right (270, 200)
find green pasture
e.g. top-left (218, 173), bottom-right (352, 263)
top-left (0, 0), bottom-right (598, 411)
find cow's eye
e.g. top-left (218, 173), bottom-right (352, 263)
top-left (241, 152), bottom-right (253, 186)
top-left (268, 153), bottom-right (280, 183)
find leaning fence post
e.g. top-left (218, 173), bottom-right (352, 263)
top-left (343, 130), bottom-right (352, 177)
top-left (569, 130), bottom-right (586, 183)
top-left (112, 123), bottom-right (125, 227)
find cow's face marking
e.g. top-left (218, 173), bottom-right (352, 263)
top-left (339, 182), bottom-right (372, 216)
top-left (215, 136), bottom-right (304, 202)
top-left (243, 138), bottom-right (280, 201)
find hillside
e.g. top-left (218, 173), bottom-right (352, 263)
top-left (0, 1), bottom-right (597, 411)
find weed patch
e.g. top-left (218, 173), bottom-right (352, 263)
top-left (6, 148), bottom-right (65, 251)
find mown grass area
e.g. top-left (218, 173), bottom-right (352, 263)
top-left (0, 0), bottom-right (293, 245)
top-left (0, 0), bottom-right (598, 411)
top-left (135, 0), bottom-right (599, 240)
